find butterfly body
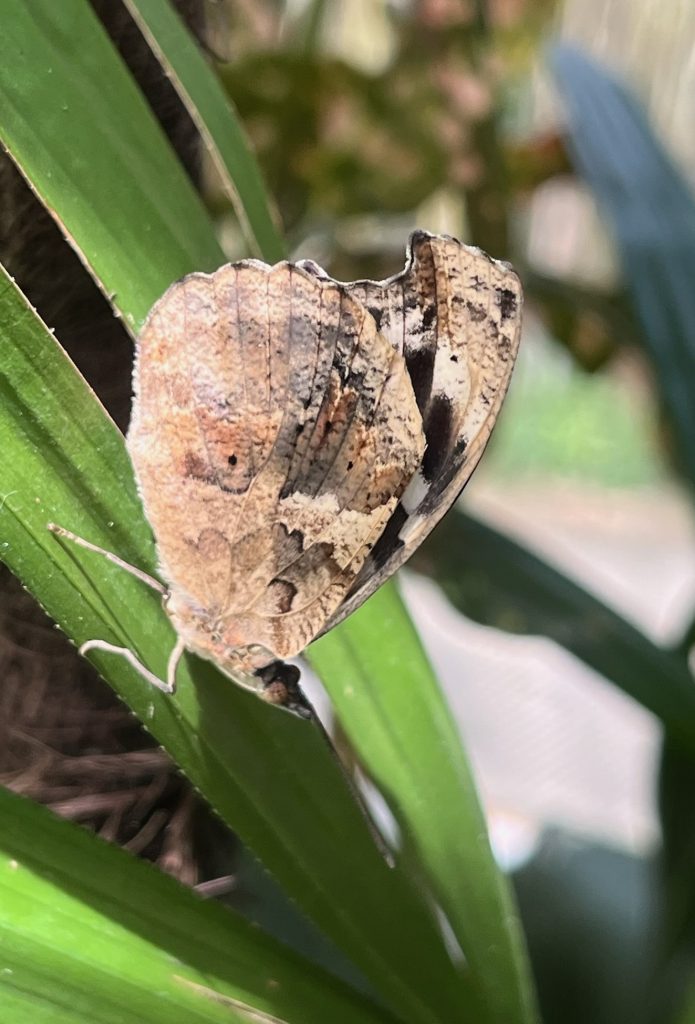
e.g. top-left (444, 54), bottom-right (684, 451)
top-left (126, 231), bottom-right (522, 701)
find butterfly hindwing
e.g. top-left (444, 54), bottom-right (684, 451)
top-left (128, 262), bottom-right (424, 665)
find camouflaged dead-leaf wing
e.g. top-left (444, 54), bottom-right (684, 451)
top-left (127, 262), bottom-right (424, 663)
top-left (318, 230), bottom-right (522, 633)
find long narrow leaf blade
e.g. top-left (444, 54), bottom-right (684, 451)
top-left (310, 588), bottom-right (539, 1024)
top-left (0, 1), bottom-right (223, 330)
top-left (123, 0), bottom-right (286, 263)
top-left (0, 785), bottom-right (394, 1024)
top-left (551, 44), bottom-right (695, 488)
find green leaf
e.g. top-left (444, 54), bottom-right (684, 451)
top-left (309, 587), bottom-right (539, 1024)
top-left (551, 44), bottom-right (695, 489)
top-left (0, 0), bottom-right (223, 331)
top-left (0, 785), bottom-right (394, 1024)
top-left (122, 0), bottom-right (286, 263)
top-left (0, 265), bottom-right (463, 1023)
top-left (416, 510), bottom-right (695, 749)
top-left (674, 978), bottom-right (695, 1024)
top-left (514, 833), bottom-right (656, 1024)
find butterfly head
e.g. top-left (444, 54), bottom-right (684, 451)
top-left (164, 588), bottom-right (312, 716)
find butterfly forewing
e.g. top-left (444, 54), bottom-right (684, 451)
top-left (322, 231), bottom-right (522, 632)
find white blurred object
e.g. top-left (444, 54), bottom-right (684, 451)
top-left (526, 177), bottom-right (620, 290)
top-left (317, 0), bottom-right (396, 74)
top-left (400, 482), bottom-right (695, 861)
top-left (415, 186), bottom-right (467, 242)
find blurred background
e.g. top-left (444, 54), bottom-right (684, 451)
top-left (208, 1), bottom-right (695, 1019)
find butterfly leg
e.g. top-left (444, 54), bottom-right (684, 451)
top-left (166, 634), bottom-right (187, 692)
top-left (79, 638), bottom-right (174, 693)
top-left (48, 523), bottom-right (180, 693)
top-left (47, 523), bottom-right (167, 595)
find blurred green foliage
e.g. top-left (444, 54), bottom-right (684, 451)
top-left (487, 338), bottom-right (664, 486)
top-left (218, 0), bottom-right (659, 491)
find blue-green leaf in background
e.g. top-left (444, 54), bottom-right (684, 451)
top-left (551, 43), bottom-right (695, 490)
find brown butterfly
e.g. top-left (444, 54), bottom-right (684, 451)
top-left (51, 231), bottom-right (521, 715)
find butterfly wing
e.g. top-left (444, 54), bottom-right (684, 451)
top-left (320, 230), bottom-right (522, 633)
top-left (127, 261), bottom-right (424, 662)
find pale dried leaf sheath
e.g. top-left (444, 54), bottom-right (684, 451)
top-left (322, 231), bottom-right (522, 631)
top-left (127, 261), bottom-right (424, 670)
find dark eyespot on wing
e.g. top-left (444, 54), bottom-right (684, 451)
top-left (418, 436), bottom-right (468, 518)
top-left (466, 300), bottom-right (488, 323)
top-left (422, 394), bottom-right (454, 483)
top-left (368, 305), bottom-right (384, 331)
top-left (405, 345), bottom-right (436, 414)
top-left (421, 304), bottom-right (436, 330)
top-left (183, 450), bottom-right (251, 493)
top-left (266, 578), bottom-right (298, 613)
top-left (498, 287), bottom-right (518, 320)
top-left (184, 450), bottom-right (247, 494)
top-left (368, 503), bottom-right (407, 572)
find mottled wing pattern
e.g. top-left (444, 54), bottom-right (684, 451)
top-left (320, 230), bottom-right (522, 633)
top-left (127, 262), bottom-right (423, 662)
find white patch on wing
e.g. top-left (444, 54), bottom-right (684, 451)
top-left (401, 469), bottom-right (429, 514)
top-left (399, 513), bottom-right (426, 544)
